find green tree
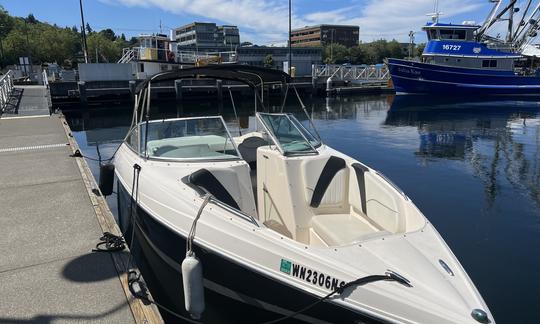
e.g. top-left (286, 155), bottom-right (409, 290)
top-left (85, 23), bottom-right (92, 34)
top-left (323, 43), bottom-right (350, 64)
top-left (99, 28), bottom-right (116, 41)
top-left (26, 13), bottom-right (37, 24)
top-left (263, 54), bottom-right (274, 68)
top-left (416, 43), bottom-right (426, 57)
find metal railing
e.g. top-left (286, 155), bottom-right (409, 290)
top-left (313, 64), bottom-right (390, 82)
top-left (0, 71), bottom-right (14, 112)
top-left (119, 46), bottom-right (238, 64)
top-left (42, 69), bottom-right (49, 88)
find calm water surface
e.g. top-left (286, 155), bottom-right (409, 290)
top-left (66, 94), bottom-right (540, 324)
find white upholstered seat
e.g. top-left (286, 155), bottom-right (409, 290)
top-left (311, 214), bottom-right (379, 246)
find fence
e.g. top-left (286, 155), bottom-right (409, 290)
top-left (313, 64), bottom-right (389, 82)
top-left (0, 71), bottom-right (14, 112)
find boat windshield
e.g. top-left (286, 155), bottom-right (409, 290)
top-left (257, 113), bottom-right (321, 155)
top-left (138, 117), bottom-right (240, 160)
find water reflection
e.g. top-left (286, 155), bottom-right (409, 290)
top-left (386, 96), bottom-right (540, 208)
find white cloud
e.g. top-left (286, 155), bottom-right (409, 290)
top-left (102, 0), bottom-right (486, 43)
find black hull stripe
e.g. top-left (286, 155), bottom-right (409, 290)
top-left (133, 218), bottom-right (332, 324)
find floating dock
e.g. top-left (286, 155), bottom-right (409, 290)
top-left (0, 85), bottom-right (163, 323)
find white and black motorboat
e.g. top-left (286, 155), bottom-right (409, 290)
top-left (113, 65), bottom-right (493, 323)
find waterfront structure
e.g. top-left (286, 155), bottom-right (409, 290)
top-left (291, 24), bottom-right (359, 48)
top-left (388, 1), bottom-right (540, 95)
top-left (237, 46), bottom-right (322, 76)
top-left (174, 22), bottom-right (240, 50)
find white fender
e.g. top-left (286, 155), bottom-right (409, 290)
top-left (181, 253), bottom-right (205, 319)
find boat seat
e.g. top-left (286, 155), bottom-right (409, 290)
top-left (311, 214), bottom-right (381, 246)
top-left (238, 137), bottom-right (268, 169)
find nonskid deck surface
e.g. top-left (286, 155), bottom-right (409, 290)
top-left (0, 88), bottom-right (161, 323)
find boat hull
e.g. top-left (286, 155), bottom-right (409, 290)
top-left (117, 181), bottom-right (380, 324)
top-left (388, 58), bottom-right (540, 95)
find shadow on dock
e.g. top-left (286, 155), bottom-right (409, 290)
top-left (1, 88), bottom-right (24, 115)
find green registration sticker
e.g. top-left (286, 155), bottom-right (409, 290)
top-left (280, 259), bottom-right (292, 275)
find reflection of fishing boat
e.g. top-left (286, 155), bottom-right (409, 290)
top-left (113, 65), bottom-right (493, 323)
top-left (388, 1), bottom-right (540, 95)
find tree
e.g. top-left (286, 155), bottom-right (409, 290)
top-left (120, 33), bottom-right (126, 41)
top-left (71, 25), bottom-right (78, 33)
top-left (416, 43), bottom-right (426, 57)
top-left (323, 43), bottom-right (349, 64)
top-left (263, 54), bottom-right (274, 68)
top-left (26, 13), bottom-right (37, 24)
top-left (85, 23), bottom-right (92, 34)
top-left (99, 28), bottom-right (116, 41)
top-left (240, 41), bottom-right (253, 47)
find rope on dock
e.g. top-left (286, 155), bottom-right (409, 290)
top-left (0, 142), bottom-right (69, 153)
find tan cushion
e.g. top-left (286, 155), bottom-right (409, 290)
top-left (311, 214), bottom-right (377, 246)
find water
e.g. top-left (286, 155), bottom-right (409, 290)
top-left (66, 95), bottom-right (540, 324)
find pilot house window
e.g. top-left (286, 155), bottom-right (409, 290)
top-left (482, 60), bottom-right (498, 68)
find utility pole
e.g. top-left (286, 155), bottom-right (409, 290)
top-left (408, 31), bottom-right (415, 59)
top-left (79, 0), bottom-right (89, 63)
top-left (23, 19), bottom-right (33, 75)
top-left (330, 29), bottom-right (335, 63)
top-left (288, 0), bottom-right (292, 76)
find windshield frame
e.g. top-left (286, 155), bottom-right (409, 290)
top-left (127, 116), bottom-right (243, 162)
top-left (256, 112), bottom-right (322, 156)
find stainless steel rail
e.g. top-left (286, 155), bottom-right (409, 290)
top-left (0, 71), bottom-right (14, 112)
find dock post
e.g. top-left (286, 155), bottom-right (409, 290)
top-left (78, 81), bottom-right (87, 107)
top-left (175, 79), bottom-right (183, 102)
top-left (216, 80), bottom-right (223, 113)
top-left (216, 79), bottom-right (223, 102)
top-left (128, 80), bottom-right (136, 102)
top-left (174, 79), bottom-right (184, 117)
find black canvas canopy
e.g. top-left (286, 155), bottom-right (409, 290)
top-left (135, 64), bottom-right (291, 94)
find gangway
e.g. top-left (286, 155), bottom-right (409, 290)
top-left (313, 64), bottom-right (390, 83)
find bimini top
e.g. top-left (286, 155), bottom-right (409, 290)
top-left (135, 64), bottom-right (291, 94)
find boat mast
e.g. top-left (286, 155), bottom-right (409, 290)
top-left (507, 1), bottom-right (515, 42)
top-left (513, 0), bottom-right (533, 40)
top-left (477, 0), bottom-right (503, 38)
top-left (514, 2), bottom-right (540, 50)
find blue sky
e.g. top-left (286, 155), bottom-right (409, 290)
top-left (2, 0), bottom-right (500, 44)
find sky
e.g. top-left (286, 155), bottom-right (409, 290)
top-left (1, 0), bottom-right (505, 45)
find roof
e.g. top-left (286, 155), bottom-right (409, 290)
top-left (423, 22), bottom-right (481, 30)
top-left (135, 64), bottom-right (291, 94)
top-left (291, 24), bottom-right (359, 33)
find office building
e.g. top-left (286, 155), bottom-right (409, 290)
top-left (174, 22), bottom-right (240, 50)
top-left (291, 25), bottom-right (359, 48)
top-left (237, 46), bottom-right (322, 76)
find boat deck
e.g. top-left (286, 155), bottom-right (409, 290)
top-left (0, 86), bottom-right (162, 323)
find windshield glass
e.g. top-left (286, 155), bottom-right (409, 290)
top-left (258, 113), bottom-right (321, 155)
top-left (139, 117), bottom-right (240, 160)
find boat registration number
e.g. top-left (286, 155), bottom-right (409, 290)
top-left (442, 44), bottom-right (462, 51)
top-left (280, 259), bottom-right (346, 291)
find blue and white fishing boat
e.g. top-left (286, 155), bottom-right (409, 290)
top-left (388, 0), bottom-right (540, 95)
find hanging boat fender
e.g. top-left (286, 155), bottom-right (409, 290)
top-left (99, 163), bottom-right (115, 196)
top-left (182, 252), bottom-right (205, 319)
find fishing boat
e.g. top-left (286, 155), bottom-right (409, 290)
top-left (388, 0), bottom-right (540, 95)
top-left (113, 64), bottom-right (493, 323)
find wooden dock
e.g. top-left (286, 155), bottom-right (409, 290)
top-left (0, 86), bottom-right (163, 323)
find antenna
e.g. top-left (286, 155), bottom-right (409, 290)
top-left (426, 0), bottom-right (443, 23)
top-left (159, 19), bottom-right (162, 34)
